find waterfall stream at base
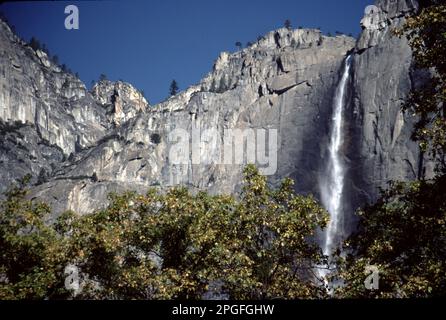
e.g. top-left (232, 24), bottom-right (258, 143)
top-left (318, 55), bottom-right (352, 283)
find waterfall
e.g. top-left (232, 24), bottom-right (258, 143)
top-left (320, 55), bottom-right (352, 257)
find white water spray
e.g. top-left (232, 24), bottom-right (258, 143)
top-left (320, 55), bottom-right (352, 257)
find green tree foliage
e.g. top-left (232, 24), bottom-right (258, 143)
top-left (51, 55), bottom-right (59, 65)
top-left (99, 73), bottom-right (107, 82)
top-left (29, 37), bottom-right (41, 51)
top-left (169, 79), bottom-right (179, 96)
top-left (335, 176), bottom-right (446, 298)
top-left (41, 43), bottom-right (49, 56)
top-left (0, 175), bottom-right (71, 299)
top-left (0, 166), bottom-right (328, 299)
top-left (395, 4), bottom-right (446, 164)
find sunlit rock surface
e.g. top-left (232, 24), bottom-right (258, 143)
top-left (0, 0), bottom-right (429, 218)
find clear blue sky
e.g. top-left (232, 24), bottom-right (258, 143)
top-left (1, 0), bottom-right (372, 104)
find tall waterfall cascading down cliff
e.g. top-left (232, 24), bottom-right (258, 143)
top-left (320, 55), bottom-right (352, 257)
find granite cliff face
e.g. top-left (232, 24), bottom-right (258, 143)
top-left (0, 0), bottom-right (426, 220)
top-left (347, 0), bottom-right (428, 212)
top-left (91, 80), bottom-right (148, 126)
top-left (28, 28), bottom-right (355, 215)
top-left (0, 18), bottom-right (148, 196)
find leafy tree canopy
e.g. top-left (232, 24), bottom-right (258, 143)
top-left (0, 166), bottom-right (329, 299)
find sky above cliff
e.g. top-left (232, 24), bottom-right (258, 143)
top-left (1, 0), bottom-right (372, 104)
